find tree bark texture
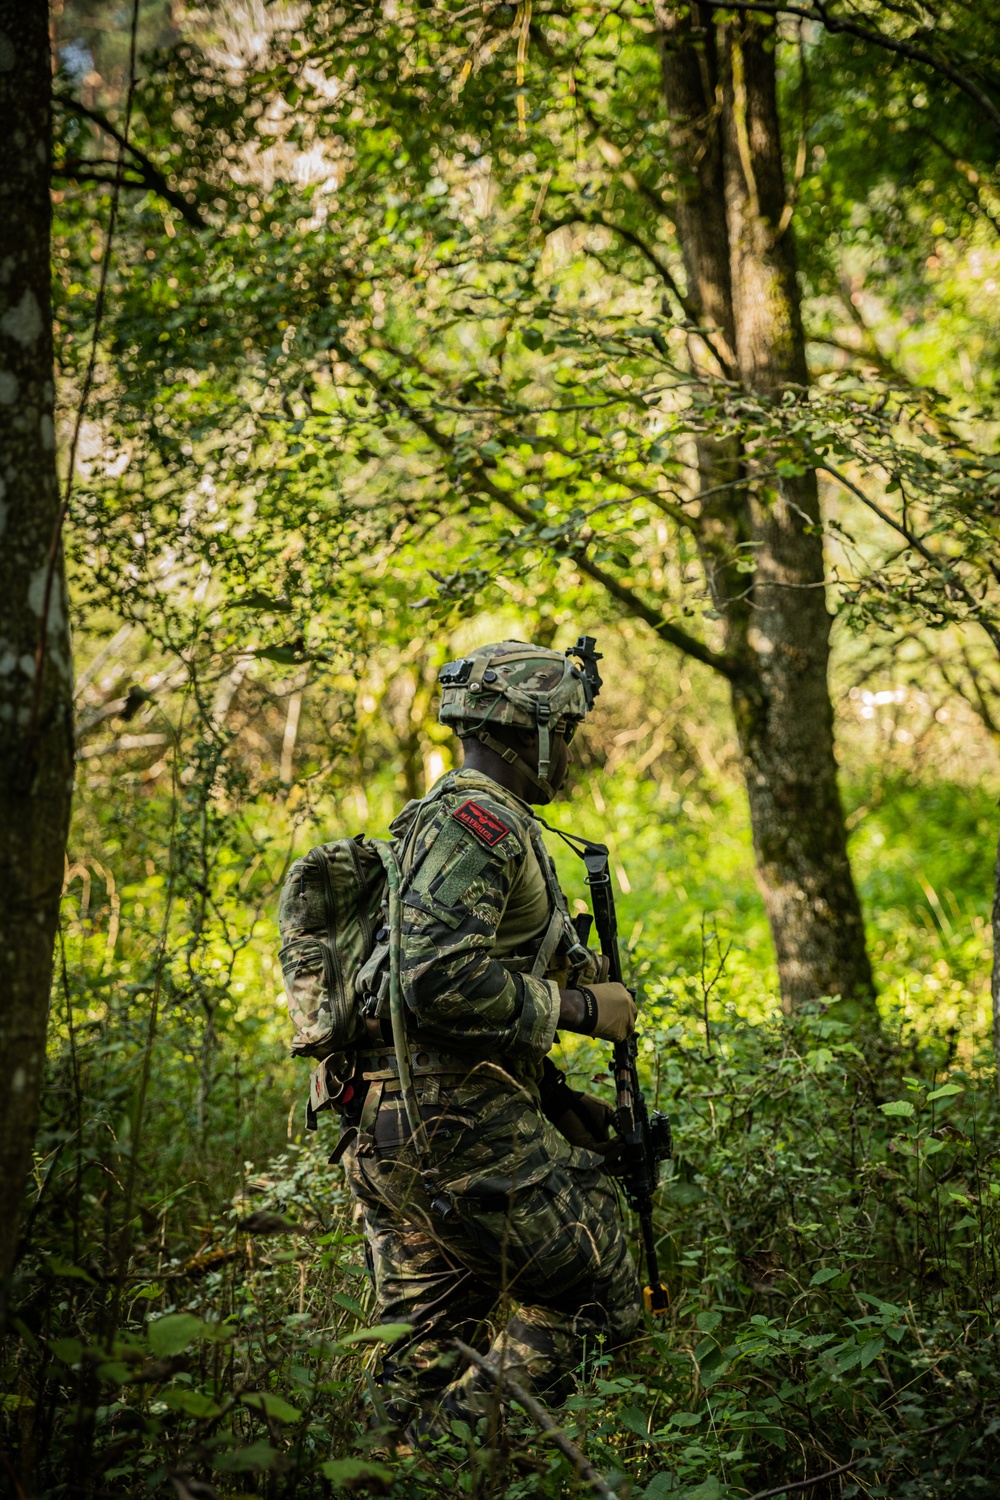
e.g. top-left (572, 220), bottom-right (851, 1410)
top-left (657, 6), bottom-right (875, 1011)
top-left (992, 813), bottom-right (1000, 1094)
top-left (0, 1), bottom-right (75, 1284)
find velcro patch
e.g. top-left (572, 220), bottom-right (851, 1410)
top-left (452, 799), bottom-right (511, 849)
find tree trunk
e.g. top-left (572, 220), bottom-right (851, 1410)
top-left (992, 813), bottom-right (1000, 1093)
top-left (0, 1), bottom-right (75, 1285)
top-left (658, 6), bottom-right (875, 1013)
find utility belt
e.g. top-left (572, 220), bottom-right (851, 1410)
top-left (355, 1045), bottom-right (477, 1083)
top-left (346, 1046), bottom-right (476, 1159)
top-left (308, 1044), bottom-right (472, 1152)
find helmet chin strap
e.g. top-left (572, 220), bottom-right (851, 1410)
top-left (472, 729), bottom-right (556, 803)
top-left (535, 703), bottom-right (552, 789)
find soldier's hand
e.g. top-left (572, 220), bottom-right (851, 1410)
top-left (584, 982), bottom-right (637, 1042)
top-left (558, 983), bottom-right (637, 1041)
top-left (557, 1092), bottom-right (614, 1146)
top-left (551, 1091), bottom-right (624, 1166)
top-left (556, 1095), bottom-right (628, 1175)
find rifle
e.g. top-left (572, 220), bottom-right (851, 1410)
top-left (538, 819), bottom-right (673, 1315)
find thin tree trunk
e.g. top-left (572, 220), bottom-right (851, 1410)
top-left (657, 6), bottom-right (875, 1013)
top-left (992, 813), bottom-right (1000, 1093)
top-left (0, 2), bottom-right (75, 1285)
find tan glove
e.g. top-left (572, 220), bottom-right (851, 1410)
top-left (581, 982), bottom-right (637, 1042)
top-left (552, 1092), bottom-right (626, 1172)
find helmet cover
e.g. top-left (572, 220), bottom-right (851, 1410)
top-left (437, 638), bottom-right (599, 792)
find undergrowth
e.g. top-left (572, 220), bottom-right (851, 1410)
top-left (6, 997), bottom-right (1000, 1497)
top-left (4, 774), bottom-right (1000, 1497)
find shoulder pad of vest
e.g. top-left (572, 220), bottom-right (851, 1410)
top-left (436, 790), bottom-right (527, 856)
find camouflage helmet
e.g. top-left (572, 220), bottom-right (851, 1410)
top-left (437, 636), bottom-right (602, 796)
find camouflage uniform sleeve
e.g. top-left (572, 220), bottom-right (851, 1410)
top-left (398, 794), bottom-right (560, 1062)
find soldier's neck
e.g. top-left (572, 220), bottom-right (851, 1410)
top-left (459, 741), bottom-right (537, 804)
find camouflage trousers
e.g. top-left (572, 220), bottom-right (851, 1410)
top-left (341, 1066), bottom-right (642, 1430)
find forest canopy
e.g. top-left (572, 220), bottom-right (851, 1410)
top-left (3, 0), bottom-right (1000, 1495)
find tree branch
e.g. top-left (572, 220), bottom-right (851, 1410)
top-left (687, 0), bottom-right (1000, 137)
top-left (914, 125), bottom-right (1000, 242)
top-left (54, 162), bottom-right (151, 191)
top-left (542, 212), bottom-right (735, 373)
top-left (453, 1340), bottom-right (618, 1500)
top-left (746, 1460), bottom-right (858, 1500)
top-left (345, 347), bottom-right (736, 679)
top-left (544, 212), bottom-right (697, 323)
top-left (819, 461), bottom-right (1000, 656)
top-left (54, 94), bottom-right (209, 228)
top-left (580, 106), bottom-right (678, 221)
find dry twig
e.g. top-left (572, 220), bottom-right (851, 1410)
top-left (746, 1459), bottom-right (859, 1500)
top-left (453, 1339), bottom-right (618, 1500)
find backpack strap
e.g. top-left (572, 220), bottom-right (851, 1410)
top-left (530, 906), bottom-right (566, 980)
top-left (370, 841), bottom-right (429, 1156)
top-left (525, 820), bottom-right (579, 979)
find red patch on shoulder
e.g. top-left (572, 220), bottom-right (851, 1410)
top-left (452, 799), bottom-right (511, 848)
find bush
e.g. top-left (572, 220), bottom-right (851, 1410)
top-left (6, 976), bottom-right (1000, 1497)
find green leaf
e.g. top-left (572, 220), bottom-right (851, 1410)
top-left (241, 1391), bottom-right (302, 1423)
top-left (211, 1440), bottom-right (278, 1473)
top-left (642, 1477), bottom-right (675, 1500)
top-left (320, 1459), bottom-right (393, 1485)
top-left (860, 1336), bottom-right (885, 1368)
top-left (927, 1083), bottom-right (964, 1101)
top-left (810, 1267), bottom-right (841, 1286)
top-left (147, 1313), bottom-right (205, 1358)
top-left (856, 1292), bottom-right (903, 1317)
top-left (50, 1338), bottom-right (84, 1366)
top-left (522, 327), bottom-right (545, 350)
top-left (619, 1403), bottom-right (651, 1439)
top-left (696, 1310), bottom-right (722, 1334)
top-left (681, 1478), bottom-right (723, 1500)
top-left (339, 1322), bottom-right (413, 1346)
top-left (162, 1388), bottom-right (222, 1418)
top-left (669, 1411), bottom-right (703, 1428)
top-left (879, 1101), bottom-right (916, 1118)
top-left (46, 1257), bottom-right (96, 1284)
top-left (694, 1336), bottom-right (720, 1367)
top-left (329, 1291), bottom-right (365, 1317)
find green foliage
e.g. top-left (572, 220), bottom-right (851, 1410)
top-left (6, 744), bottom-right (1000, 1495)
top-left (11, 0), bottom-right (1000, 1494)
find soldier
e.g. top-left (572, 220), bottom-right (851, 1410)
top-left (340, 639), bottom-right (643, 1436)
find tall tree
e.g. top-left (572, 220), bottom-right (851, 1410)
top-left (0, 0), bottom-right (74, 1285)
top-left (656, 7), bottom-right (872, 1008)
top-left (47, 0), bottom-right (1000, 1018)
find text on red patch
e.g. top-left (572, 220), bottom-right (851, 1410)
top-left (452, 799), bottom-right (510, 848)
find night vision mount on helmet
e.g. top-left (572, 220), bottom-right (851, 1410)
top-left (437, 635), bottom-right (603, 799)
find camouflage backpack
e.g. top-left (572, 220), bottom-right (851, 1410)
top-left (278, 836), bottom-right (389, 1058)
